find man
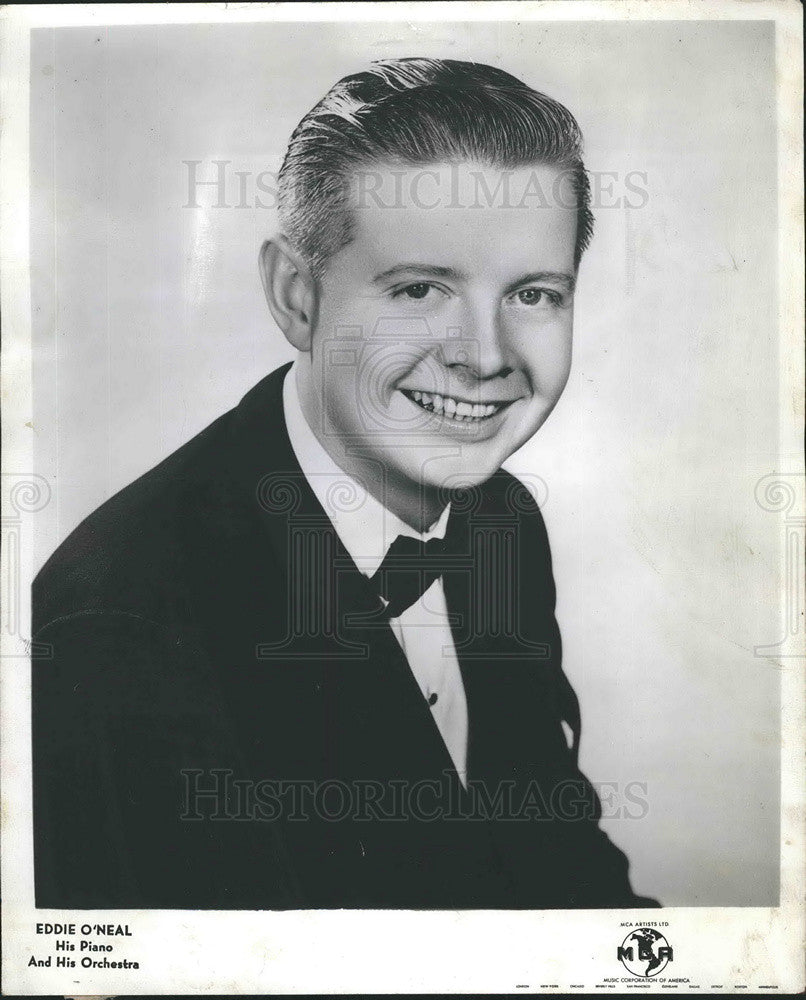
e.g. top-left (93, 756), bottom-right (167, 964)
top-left (33, 58), bottom-right (657, 908)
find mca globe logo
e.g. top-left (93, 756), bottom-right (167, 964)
top-left (618, 927), bottom-right (674, 978)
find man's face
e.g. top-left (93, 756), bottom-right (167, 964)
top-left (299, 162), bottom-right (577, 507)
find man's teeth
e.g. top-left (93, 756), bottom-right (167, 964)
top-left (408, 390), bottom-right (503, 421)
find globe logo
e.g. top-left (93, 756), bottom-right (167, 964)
top-left (618, 927), bottom-right (673, 978)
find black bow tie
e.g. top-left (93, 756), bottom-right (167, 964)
top-left (369, 534), bottom-right (451, 618)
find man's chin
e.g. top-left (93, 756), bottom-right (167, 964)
top-left (420, 461), bottom-right (505, 497)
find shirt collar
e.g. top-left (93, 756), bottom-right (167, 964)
top-left (282, 362), bottom-right (450, 578)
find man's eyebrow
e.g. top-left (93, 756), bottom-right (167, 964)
top-left (504, 271), bottom-right (577, 295)
top-left (372, 264), bottom-right (576, 294)
top-left (372, 264), bottom-right (466, 283)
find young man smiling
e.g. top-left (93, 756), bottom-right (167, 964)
top-left (262, 159), bottom-right (577, 532)
top-left (33, 58), bottom-right (657, 909)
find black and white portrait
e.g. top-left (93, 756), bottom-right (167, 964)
top-left (2, 3), bottom-right (802, 994)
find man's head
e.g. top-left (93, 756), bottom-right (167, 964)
top-left (260, 58), bottom-right (593, 528)
top-left (276, 58), bottom-right (592, 277)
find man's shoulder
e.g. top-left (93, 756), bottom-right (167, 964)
top-left (482, 468), bottom-right (544, 513)
top-left (33, 365), bottom-right (291, 635)
top-left (473, 468), bottom-right (554, 574)
top-left (476, 469), bottom-right (550, 537)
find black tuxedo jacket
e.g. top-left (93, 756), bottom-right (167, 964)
top-left (32, 363), bottom-right (656, 909)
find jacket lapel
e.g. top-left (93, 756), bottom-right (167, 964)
top-left (442, 483), bottom-right (570, 785)
top-left (213, 364), bottom-right (461, 784)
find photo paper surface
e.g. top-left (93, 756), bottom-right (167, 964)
top-left (1, 2), bottom-right (803, 994)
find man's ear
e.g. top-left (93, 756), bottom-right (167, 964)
top-left (259, 236), bottom-right (318, 352)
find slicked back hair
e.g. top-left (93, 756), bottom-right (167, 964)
top-left (277, 58), bottom-right (593, 279)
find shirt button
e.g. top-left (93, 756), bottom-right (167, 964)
top-left (428, 692), bottom-right (438, 706)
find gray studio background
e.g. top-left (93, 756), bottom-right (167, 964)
top-left (30, 20), bottom-right (779, 907)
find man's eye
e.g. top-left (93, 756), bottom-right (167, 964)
top-left (393, 282), bottom-right (435, 300)
top-left (515, 287), bottom-right (560, 307)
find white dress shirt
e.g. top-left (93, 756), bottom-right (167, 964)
top-left (282, 365), bottom-right (469, 785)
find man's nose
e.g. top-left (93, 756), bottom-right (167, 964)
top-left (441, 301), bottom-right (512, 381)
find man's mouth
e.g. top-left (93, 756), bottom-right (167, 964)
top-left (400, 389), bottom-right (513, 423)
